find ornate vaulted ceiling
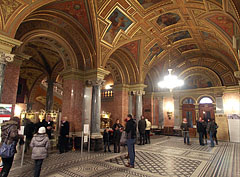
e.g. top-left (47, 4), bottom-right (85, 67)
top-left (0, 0), bottom-right (240, 97)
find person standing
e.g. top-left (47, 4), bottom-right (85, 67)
top-left (196, 117), bottom-right (204, 146)
top-left (42, 114), bottom-right (54, 139)
top-left (207, 119), bottom-right (216, 147)
top-left (138, 116), bottom-right (146, 145)
top-left (0, 117), bottom-right (20, 177)
top-left (103, 127), bottom-right (111, 152)
top-left (24, 118), bottom-right (35, 153)
top-left (125, 114), bottom-right (136, 168)
top-left (59, 116), bottom-right (69, 154)
top-left (180, 118), bottom-right (190, 145)
top-left (213, 119), bottom-right (218, 145)
top-left (202, 118), bottom-right (208, 145)
top-left (112, 119), bottom-right (123, 153)
top-left (30, 127), bottom-right (49, 177)
top-left (145, 118), bottom-right (151, 144)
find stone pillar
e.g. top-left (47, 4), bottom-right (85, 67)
top-left (82, 80), bottom-right (92, 126)
top-left (128, 91), bottom-right (133, 115)
top-left (215, 95), bottom-right (224, 114)
top-left (46, 79), bottom-right (54, 111)
top-left (113, 85), bottom-right (129, 123)
top-left (158, 96), bottom-right (164, 128)
top-left (91, 79), bottom-right (104, 138)
top-left (61, 69), bottom-right (84, 136)
top-left (195, 104), bottom-right (199, 121)
top-left (0, 60), bottom-right (6, 101)
top-left (174, 96), bottom-right (180, 128)
top-left (135, 90), bottom-right (144, 124)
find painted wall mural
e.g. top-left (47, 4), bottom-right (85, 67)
top-left (43, 0), bottom-right (91, 35)
top-left (183, 75), bottom-right (213, 89)
top-left (178, 44), bottom-right (198, 53)
top-left (137, 0), bottom-right (164, 9)
top-left (201, 31), bottom-right (218, 42)
top-left (122, 41), bottom-right (139, 62)
top-left (207, 15), bottom-right (234, 40)
top-left (145, 43), bottom-right (163, 65)
top-left (0, 0), bottom-right (22, 23)
top-left (157, 13), bottom-right (180, 28)
top-left (103, 8), bottom-right (133, 44)
top-left (168, 31), bottom-right (191, 43)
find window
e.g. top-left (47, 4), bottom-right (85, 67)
top-left (183, 98), bottom-right (195, 104)
top-left (199, 97), bottom-right (213, 104)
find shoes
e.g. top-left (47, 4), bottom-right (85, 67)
top-left (108, 150), bottom-right (111, 152)
top-left (125, 164), bottom-right (134, 168)
top-left (138, 144), bottom-right (142, 145)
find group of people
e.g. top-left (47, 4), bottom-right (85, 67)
top-left (181, 117), bottom-right (218, 147)
top-left (103, 115), bottom-right (152, 168)
top-left (0, 115), bottom-right (69, 177)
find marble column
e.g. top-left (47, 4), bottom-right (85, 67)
top-left (46, 79), bottom-right (54, 111)
top-left (82, 80), bottom-right (92, 126)
top-left (0, 61), bottom-right (6, 101)
top-left (135, 90), bottom-right (144, 123)
top-left (91, 79), bottom-right (104, 138)
top-left (174, 96), bottom-right (180, 128)
top-left (128, 92), bottom-right (133, 115)
top-left (215, 95), bottom-right (224, 114)
top-left (158, 97), bottom-right (164, 128)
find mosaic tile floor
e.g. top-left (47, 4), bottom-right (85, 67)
top-left (8, 136), bottom-right (240, 177)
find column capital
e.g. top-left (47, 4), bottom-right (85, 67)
top-left (84, 67), bottom-right (110, 81)
top-left (12, 52), bottom-right (31, 65)
top-left (91, 79), bottom-right (105, 86)
top-left (60, 68), bottom-right (84, 80)
top-left (0, 34), bottom-right (22, 54)
top-left (0, 52), bottom-right (15, 64)
top-left (128, 84), bottom-right (147, 93)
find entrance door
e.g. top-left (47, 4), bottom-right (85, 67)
top-left (182, 104), bottom-right (196, 137)
top-left (199, 104), bottom-right (215, 121)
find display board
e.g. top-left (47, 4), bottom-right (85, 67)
top-left (215, 114), bottom-right (229, 141)
top-left (0, 104), bottom-right (12, 142)
top-left (227, 114), bottom-right (240, 143)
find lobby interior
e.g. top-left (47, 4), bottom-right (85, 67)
top-left (0, 0), bottom-right (240, 176)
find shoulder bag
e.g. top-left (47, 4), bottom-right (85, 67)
top-left (0, 129), bottom-right (16, 158)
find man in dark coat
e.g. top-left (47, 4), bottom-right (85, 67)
top-left (112, 119), bottom-right (123, 153)
top-left (23, 118), bottom-right (35, 153)
top-left (59, 116), bottom-right (69, 154)
top-left (125, 114), bottom-right (136, 168)
top-left (196, 117), bottom-right (204, 146)
top-left (138, 116), bottom-right (146, 145)
top-left (207, 119), bottom-right (216, 147)
top-left (42, 114), bottom-right (54, 139)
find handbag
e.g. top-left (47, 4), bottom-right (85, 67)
top-left (120, 131), bottom-right (127, 146)
top-left (0, 129), bottom-right (16, 158)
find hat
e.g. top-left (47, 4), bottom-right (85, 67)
top-left (38, 127), bottom-right (46, 134)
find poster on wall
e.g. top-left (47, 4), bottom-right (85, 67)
top-left (227, 114), bottom-right (240, 143)
top-left (0, 104), bottom-right (12, 121)
top-left (215, 114), bottom-right (229, 141)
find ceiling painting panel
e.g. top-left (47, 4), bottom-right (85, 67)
top-left (137, 0), bottom-right (166, 9)
top-left (207, 15), bottom-right (235, 41)
top-left (183, 74), bottom-right (213, 89)
top-left (156, 12), bottom-right (181, 28)
top-left (167, 30), bottom-right (192, 43)
top-left (103, 8), bottom-right (133, 45)
top-left (42, 0), bottom-right (91, 36)
top-left (178, 44), bottom-right (198, 53)
top-left (122, 40), bottom-right (140, 62)
top-left (144, 43), bottom-right (163, 65)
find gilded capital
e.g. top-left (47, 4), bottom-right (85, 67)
top-left (0, 52), bottom-right (15, 64)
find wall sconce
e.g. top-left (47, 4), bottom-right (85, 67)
top-left (167, 111), bottom-right (172, 120)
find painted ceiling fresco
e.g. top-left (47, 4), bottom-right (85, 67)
top-left (167, 31), bottom-right (192, 43)
top-left (103, 8), bottom-right (133, 44)
top-left (122, 40), bottom-right (139, 62)
top-left (137, 0), bottom-right (166, 9)
top-left (207, 15), bottom-right (234, 40)
top-left (145, 44), bottom-right (163, 65)
top-left (42, 0), bottom-right (92, 35)
top-left (183, 75), bottom-right (213, 89)
top-left (157, 13), bottom-right (180, 28)
top-left (178, 44), bottom-right (198, 53)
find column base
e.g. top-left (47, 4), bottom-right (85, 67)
top-left (90, 133), bottom-right (103, 151)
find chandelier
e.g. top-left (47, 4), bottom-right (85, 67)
top-left (158, 69), bottom-right (184, 92)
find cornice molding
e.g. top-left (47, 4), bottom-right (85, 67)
top-left (0, 34), bottom-right (22, 53)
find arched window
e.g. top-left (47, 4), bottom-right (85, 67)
top-left (182, 98), bottom-right (195, 104)
top-left (199, 97), bottom-right (213, 104)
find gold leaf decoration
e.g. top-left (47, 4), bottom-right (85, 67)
top-left (0, 0), bottom-right (22, 23)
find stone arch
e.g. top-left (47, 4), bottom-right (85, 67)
top-left (197, 95), bottom-right (216, 104)
top-left (180, 96), bottom-right (197, 105)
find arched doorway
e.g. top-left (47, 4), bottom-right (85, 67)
top-left (198, 96), bottom-right (215, 122)
top-left (182, 97), bottom-right (196, 137)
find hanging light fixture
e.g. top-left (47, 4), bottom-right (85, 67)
top-left (158, 41), bottom-right (184, 92)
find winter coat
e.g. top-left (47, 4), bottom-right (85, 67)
top-left (207, 121), bottom-right (216, 134)
top-left (125, 118), bottom-right (136, 139)
top-left (24, 120), bottom-right (35, 140)
top-left (196, 121), bottom-right (204, 133)
top-left (103, 130), bottom-right (111, 143)
top-left (138, 119), bottom-right (146, 134)
top-left (113, 129), bottom-right (121, 142)
top-left (0, 120), bottom-right (19, 153)
top-left (60, 121), bottom-right (69, 137)
top-left (145, 119), bottom-right (151, 131)
top-left (112, 123), bottom-right (123, 131)
top-left (181, 122), bottom-right (190, 131)
top-left (30, 134), bottom-right (49, 160)
top-left (42, 119), bottom-right (54, 139)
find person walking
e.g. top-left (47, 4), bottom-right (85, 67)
top-left (145, 118), bottom-right (151, 144)
top-left (138, 116), bottom-right (146, 145)
top-left (59, 116), bottom-right (69, 154)
top-left (24, 118), bottom-right (35, 153)
top-left (125, 114), bottom-right (136, 168)
top-left (196, 117), bottom-right (204, 146)
top-left (0, 117), bottom-right (20, 177)
top-left (30, 127), bottom-right (49, 177)
top-left (207, 119), bottom-right (216, 147)
top-left (180, 118), bottom-right (190, 145)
